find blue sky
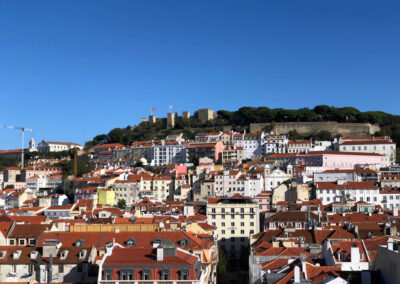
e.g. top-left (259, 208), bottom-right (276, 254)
top-left (0, 0), bottom-right (399, 149)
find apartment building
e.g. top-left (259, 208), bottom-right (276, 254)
top-left (287, 140), bottom-right (312, 153)
top-left (296, 151), bottom-right (389, 172)
top-left (207, 194), bottom-right (259, 266)
top-left (339, 136), bottom-right (396, 164)
top-left (314, 181), bottom-right (380, 205)
top-left (148, 141), bottom-right (187, 166)
top-left (222, 146), bottom-right (243, 163)
top-left (187, 141), bottom-right (224, 162)
top-left (263, 134), bottom-right (288, 154)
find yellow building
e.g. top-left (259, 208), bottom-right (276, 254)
top-left (97, 188), bottom-right (115, 206)
top-left (207, 194), bottom-right (259, 266)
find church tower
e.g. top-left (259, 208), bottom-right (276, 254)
top-left (28, 138), bottom-right (37, 152)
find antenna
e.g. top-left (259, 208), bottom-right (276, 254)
top-left (0, 125), bottom-right (32, 170)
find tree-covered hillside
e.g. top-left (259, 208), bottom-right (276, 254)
top-left (85, 105), bottom-right (400, 148)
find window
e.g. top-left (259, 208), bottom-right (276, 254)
top-left (29, 239), bottom-right (36, 246)
top-left (120, 271), bottom-right (128, 280)
top-left (222, 222), bottom-right (225, 227)
top-left (231, 214), bottom-right (235, 219)
top-left (222, 230), bottom-right (225, 234)
top-left (180, 270), bottom-right (189, 280)
top-left (241, 230), bottom-right (245, 234)
top-left (180, 238), bottom-right (189, 246)
top-left (12, 265), bottom-right (16, 273)
top-left (241, 222), bottom-right (244, 226)
top-left (250, 222), bottom-right (254, 226)
top-left (28, 265), bottom-right (33, 274)
top-left (126, 238), bottom-right (136, 246)
top-left (161, 270), bottom-right (169, 280)
top-left (127, 272), bottom-right (134, 280)
top-left (231, 230), bottom-right (235, 234)
top-left (142, 270), bottom-right (150, 280)
top-left (18, 239), bottom-right (25, 246)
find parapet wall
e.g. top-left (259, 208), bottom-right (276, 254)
top-left (250, 121), bottom-right (380, 136)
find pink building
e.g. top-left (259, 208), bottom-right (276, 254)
top-left (296, 151), bottom-right (389, 171)
top-left (253, 191), bottom-right (272, 212)
top-left (187, 141), bottom-right (224, 162)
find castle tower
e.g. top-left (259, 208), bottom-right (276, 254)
top-left (149, 115), bottom-right (157, 124)
top-left (167, 113), bottom-right (175, 129)
top-left (182, 111), bottom-right (190, 119)
top-left (198, 108), bottom-right (214, 122)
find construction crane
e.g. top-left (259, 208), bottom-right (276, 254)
top-left (0, 125), bottom-right (32, 170)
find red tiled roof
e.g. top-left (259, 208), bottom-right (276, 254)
top-left (103, 247), bottom-right (199, 280)
top-left (315, 181), bottom-right (378, 190)
top-left (299, 151), bottom-right (383, 157)
top-left (340, 140), bottom-right (394, 145)
top-left (326, 213), bottom-right (389, 224)
top-left (322, 169), bottom-right (377, 174)
top-left (37, 232), bottom-right (103, 248)
top-left (95, 143), bottom-right (124, 149)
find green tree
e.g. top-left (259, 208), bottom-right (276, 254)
top-left (108, 128), bottom-right (125, 143)
top-left (63, 179), bottom-right (77, 202)
top-left (117, 199), bottom-right (126, 209)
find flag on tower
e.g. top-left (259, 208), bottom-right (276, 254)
top-left (152, 107), bottom-right (156, 111)
top-left (169, 105), bottom-right (173, 111)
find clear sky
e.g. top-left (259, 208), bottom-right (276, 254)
top-left (0, 0), bottom-right (399, 149)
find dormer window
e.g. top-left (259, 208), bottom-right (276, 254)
top-left (75, 239), bottom-right (85, 247)
top-left (79, 250), bottom-right (87, 259)
top-left (161, 269), bottom-right (170, 280)
top-left (105, 242), bottom-right (113, 248)
top-left (180, 269), bottom-right (189, 280)
top-left (153, 238), bottom-right (162, 248)
top-left (125, 238), bottom-right (136, 246)
top-left (142, 269), bottom-right (151, 280)
top-left (12, 251), bottom-right (21, 260)
top-left (180, 238), bottom-right (189, 246)
top-left (30, 251), bottom-right (38, 260)
top-left (60, 250), bottom-right (68, 260)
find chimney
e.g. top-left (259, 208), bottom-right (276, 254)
top-left (387, 239), bottom-right (394, 251)
top-left (294, 266), bottom-right (300, 283)
top-left (393, 208), bottom-right (398, 217)
top-left (157, 246), bottom-right (164, 261)
top-left (351, 243), bottom-right (360, 264)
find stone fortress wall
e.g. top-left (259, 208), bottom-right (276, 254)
top-left (250, 121), bottom-right (380, 136)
